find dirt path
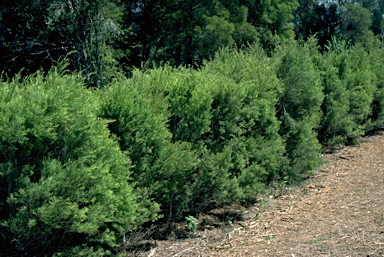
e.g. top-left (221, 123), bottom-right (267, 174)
top-left (135, 132), bottom-right (384, 257)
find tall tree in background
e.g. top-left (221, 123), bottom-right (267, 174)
top-left (0, 0), bottom-right (122, 87)
top-left (245, 0), bottom-right (299, 52)
top-left (295, 0), bottom-right (342, 49)
top-left (0, 1), bottom-right (53, 77)
top-left (341, 3), bottom-right (375, 44)
top-left (295, 0), bottom-right (383, 48)
top-left (1, 0), bottom-right (381, 81)
top-left (1, 0), bottom-right (299, 82)
top-left (115, 0), bottom-right (260, 70)
top-left (46, 0), bottom-right (123, 87)
top-left (354, 0), bottom-right (384, 44)
top-left (116, 0), bottom-right (303, 69)
top-left (370, 0), bottom-right (384, 44)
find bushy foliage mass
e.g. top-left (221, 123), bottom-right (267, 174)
top-left (1, 41), bottom-right (384, 255)
top-left (0, 66), bottom-right (154, 256)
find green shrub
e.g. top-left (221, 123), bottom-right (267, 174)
top-left (99, 70), bottom-right (198, 221)
top-left (344, 46), bottom-right (376, 133)
top-left (191, 145), bottom-right (241, 209)
top-left (368, 47), bottom-right (384, 130)
top-left (0, 67), bottom-right (150, 256)
top-left (316, 48), bottom-right (356, 145)
top-left (122, 47), bottom-right (286, 211)
top-left (273, 39), bottom-right (324, 177)
top-left (196, 46), bottom-right (287, 203)
top-left (320, 45), bottom-right (376, 144)
top-left (123, 67), bottom-right (235, 212)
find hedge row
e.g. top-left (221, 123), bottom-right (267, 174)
top-left (1, 41), bottom-right (383, 256)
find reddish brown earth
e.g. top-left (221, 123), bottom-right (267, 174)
top-left (127, 132), bottom-right (384, 257)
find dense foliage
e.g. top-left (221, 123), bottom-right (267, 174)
top-left (273, 38), bottom-right (324, 177)
top-left (0, 65), bottom-right (155, 256)
top-left (1, 0), bottom-right (384, 255)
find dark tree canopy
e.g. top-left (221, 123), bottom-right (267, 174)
top-left (0, 0), bottom-right (383, 83)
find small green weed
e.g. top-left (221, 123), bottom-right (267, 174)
top-left (265, 235), bottom-right (276, 241)
top-left (278, 176), bottom-right (290, 195)
top-left (308, 237), bottom-right (327, 245)
top-left (317, 244), bottom-right (328, 252)
top-left (225, 215), bottom-right (234, 225)
top-left (261, 199), bottom-right (267, 206)
top-left (185, 215), bottom-right (197, 232)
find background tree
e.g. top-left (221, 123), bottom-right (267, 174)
top-left (115, 0), bottom-right (259, 70)
top-left (295, 0), bottom-right (342, 50)
top-left (294, 0), bottom-right (384, 49)
top-left (0, 0), bottom-right (54, 77)
top-left (244, 0), bottom-right (299, 52)
top-left (341, 3), bottom-right (376, 45)
top-left (0, 0), bottom-right (122, 87)
top-left (370, 0), bottom-right (384, 44)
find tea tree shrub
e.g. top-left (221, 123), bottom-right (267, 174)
top-left (321, 45), bottom-right (377, 144)
top-left (133, 67), bottom-right (238, 212)
top-left (368, 47), bottom-right (384, 130)
top-left (199, 46), bottom-right (287, 202)
top-left (316, 49), bottom-right (355, 145)
top-left (273, 39), bottom-right (324, 177)
top-left (0, 68), bottom-right (148, 256)
top-left (344, 46), bottom-right (376, 135)
top-left (99, 76), bottom-right (197, 221)
top-left (123, 48), bottom-right (287, 211)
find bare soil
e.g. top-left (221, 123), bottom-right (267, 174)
top-left (128, 132), bottom-right (384, 257)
